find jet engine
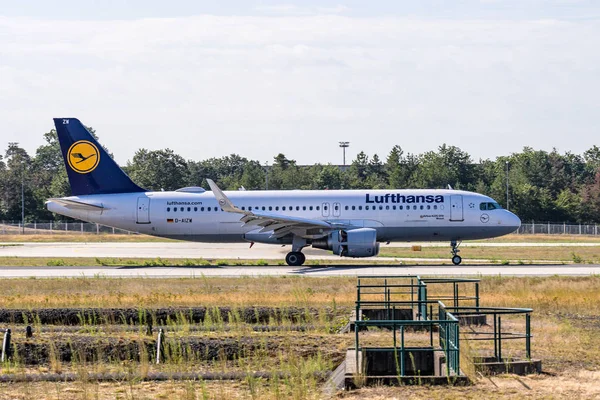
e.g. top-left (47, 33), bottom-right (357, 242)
top-left (312, 228), bottom-right (380, 258)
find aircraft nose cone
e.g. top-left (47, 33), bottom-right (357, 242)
top-left (508, 211), bottom-right (521, 231)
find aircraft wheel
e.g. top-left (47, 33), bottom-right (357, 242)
top-left (452, 255), bottom-right (462, 266)
top-left (286, 252), bottom-right (305, 266)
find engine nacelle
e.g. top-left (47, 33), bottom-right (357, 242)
top-left (312, 228), bottom-right (380, 258)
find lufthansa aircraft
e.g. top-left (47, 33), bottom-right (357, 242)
top-left (46, 118), bottom-right (521, 266)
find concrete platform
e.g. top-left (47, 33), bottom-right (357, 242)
top-left (474, 357), bottom-right (542, 375)
top-left (344, 348), bottom-right (469, 388)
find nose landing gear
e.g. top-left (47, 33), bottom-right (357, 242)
top-left (451, 240), bottom-right (462, 265)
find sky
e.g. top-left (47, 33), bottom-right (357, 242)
top-left (1, 1), bottom-right (599, 165)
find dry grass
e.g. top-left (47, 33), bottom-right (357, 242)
top-left (0, 276), bottom-right (598, 399)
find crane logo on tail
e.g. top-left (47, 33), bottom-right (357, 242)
top-left (67, 140), bottom-right (100, 174)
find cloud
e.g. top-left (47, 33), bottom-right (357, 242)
top-left (0, 13), bottom-right (599, 165)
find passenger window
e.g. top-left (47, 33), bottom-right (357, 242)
top-left (187, 207), bottom-right (191, 212)
top-left (316, 206), bottom-right (320, 211)
top-left (262, 207), bottom-right (266, 211)
top-left (208, 207), bottom-right (211, 211)
top-left (309, 206), bottom-right (313, 211)
top-left (173, 207), bottom-right (177, 212)
top-left (413, 205), bottom-right (417, 210)
top-left (248, 206), bottom-right (252, 211)
top-left (392, 206), bottom-right (396, 210)
top-left (352, 206), bottom-right (356, 210)
top-left (345, 206), bottom-right (349, 210)
top-left (434, 205), bottom-right (437, 210)
top-left (303, 206), bottom-right (307, 211)
top-left (427, 205), bottom-right (430, 210)
top-left (366, 206), bottom-right (369, 210)
top-left (379, 206), bottom-right (383, 210)
top-left (215, 208), bottom-right (219, 212)
top-left (167, 207), bottom-right (170, 212)
top-left (400, 206), bottom-right (403, 210)
top-left (276, 206), bottom-right (279, 211)
top-left (269, 206), bottom-right (272, 211)
top-left (420, 205), bottom-right (423, 210)
top-left (201, 207), bottom-right (205, 211)
top-left (241, 206), bottom-right (245, 211)
top-left (359, 206), bottom-right (363, 210)
top-left (194, 207), bottom-right (198, 212)
top-left (282, 206), bottom-right (286, 211)
top-left (296, 206), bottom-right (300, 211)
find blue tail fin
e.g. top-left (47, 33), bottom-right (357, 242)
top-left (54, 118), bottom-right (146, 196)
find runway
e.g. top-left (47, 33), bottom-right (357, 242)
top-left (0, 264), bottom-right (598, 278)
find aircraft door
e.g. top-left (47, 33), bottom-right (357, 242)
top-left (322, 202), bottom-right (330, 217)
top-left (136, 197), bottom-right (151, 224)
top-left (449, 195), bottom-right (464, 222)
top-left (333, 202), bottom-right (341, 217)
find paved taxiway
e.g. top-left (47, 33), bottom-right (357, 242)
top-left (0, 264), bottom-right (599, 278)
top-left (1, 241), bottom-right (598, 277)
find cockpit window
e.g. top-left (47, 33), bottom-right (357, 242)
top-left (480, 202), bottom-right (502, 211)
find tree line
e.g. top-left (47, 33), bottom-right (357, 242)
top-left (1, 128), bottom-right (599, 223)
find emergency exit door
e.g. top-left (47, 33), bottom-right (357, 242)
top-left (449, 195), bottom-right (464, 222)
top-left (136, 197), bottom-right (151, 224)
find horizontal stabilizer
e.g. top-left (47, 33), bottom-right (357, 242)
top-left (46, 198), bottom-right (107, 211)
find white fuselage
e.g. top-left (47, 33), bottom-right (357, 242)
top-left (47, 189), bottom-right (521, 244)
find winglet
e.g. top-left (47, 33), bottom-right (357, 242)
top-left (206, 179), bottom-right (245, 214)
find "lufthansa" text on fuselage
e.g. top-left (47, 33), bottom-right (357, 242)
top-left (365, 194), bottom-right (445, 204)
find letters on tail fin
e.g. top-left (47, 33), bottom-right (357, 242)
top-left (53, 118), bottom-right (146, 196)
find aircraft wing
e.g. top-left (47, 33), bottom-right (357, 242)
top-left (207, 179), bottom-right (346, 239)
top-left (46, 198), bottom-right (107, 211)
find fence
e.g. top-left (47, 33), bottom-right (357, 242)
top-left (0, 221), bottom-right (133, 235)
top-left (0, 221), bottom-right (599, 235)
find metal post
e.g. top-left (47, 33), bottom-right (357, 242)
top-left (505, 161), bottom-right (509, 211)
top-left (400, 326), bottom-right (405, 376)
top-left (532, 222), bottom-right (535, 234)
top-left (498, 316), bottom-right (502, 361)
top-left (265, 162), bottom-right (269, 190)
top-left (155, 328), bottom-right (164, 364)
top-left (21, 172), bottom-right (25, 234)
top-left (475, 282), bottom-right (480, 311)
top-left (525, 313), bottom-right (531, 359)
top-left (26, 326), bottom-right (33, 338)
top-left (1, 329), bottom-right (11, 362)
top-left (564, 222), bottom-right (566, 235)
top-left (493, 314), bottom-right (498, 360)
top-left (547, 222), bottom-right (550, 234)
top-left (81, 222), bottom-right (83, 234)
top-left (454, 282), bottom-right (458, 308)
top-left (579, 223), bottom-right (582, 235)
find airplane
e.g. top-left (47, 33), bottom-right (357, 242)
top-left (46, 118), bottom-right (521, 266)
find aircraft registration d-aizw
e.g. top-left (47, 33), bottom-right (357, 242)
top-left (46, 118), bottom-right (521, 266)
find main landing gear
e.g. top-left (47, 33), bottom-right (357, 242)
top-left (451, 240), bottom-right (462, 265)
top-left (286, 236), bottom-right (307, 266)
top-left (285, 252), bottom-right (306, 266)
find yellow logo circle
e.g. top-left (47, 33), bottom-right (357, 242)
top-left (67, 141), bottom-right (100, 174)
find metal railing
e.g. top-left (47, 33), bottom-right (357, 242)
top-left (443, 306), bottom-right (533, 361)
top-left (0, 221), bottom-right (133, 235)
top-left (518, 222), bottom-right (599, 235)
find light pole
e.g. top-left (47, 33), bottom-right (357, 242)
top-left (505, 161), bottom-right (509, 211)
top-left (339, 142), bottom-right (350, 166)
top-left (265, 161), bottom-right (269, 190)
